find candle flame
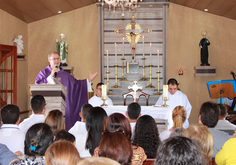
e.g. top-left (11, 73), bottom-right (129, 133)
top-left (123, 37), bottom-right (124, 40)
top-left (143, 36), bottom-right (144, 40)
top-left (107, 50), bottom-right (108, 53)
top-left (150, 42), bottom-right (152, 47)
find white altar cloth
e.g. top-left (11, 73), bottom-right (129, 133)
top-left (103, 106), bottom-right (173, 129)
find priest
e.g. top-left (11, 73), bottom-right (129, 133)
top-left (35, 52), bottom-right (97, 130)
top-left (155, 78), bottom-right (192, 129)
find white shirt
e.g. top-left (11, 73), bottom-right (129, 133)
top-left (130, 122), bottom-right (136, 136)
top-left (0, 124), bottom-right (25, 154)
top-left (159, 130), bottom-right (171, 142)
top-left (155, 90), bottom-right (192, 128)
top-left (68, 121), bottom-right (91, 158)
top-left (19, 114), bottom-right (45, 133)
top-left (88, 95), bottom-right (113, 107)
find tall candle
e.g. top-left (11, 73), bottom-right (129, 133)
top-left (142, 36), bottom-right (144, 57)
top-left (157, 50), bottom-right (159, 71)
top-left (122, 37), bottom-right (124, 57)
top-left (106, 50), bottom-right (109, 70)
top-left (163, 85), bottom-right (168, 98)
top-left (102, 85), bottom-right (107, 100)
top-left (150, 43), bottom-right (152, 63)
top-left (115, 42), bottom-right (117, 64)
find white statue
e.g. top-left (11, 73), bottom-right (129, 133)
top-left (13, 35), bottom-right (24, 54)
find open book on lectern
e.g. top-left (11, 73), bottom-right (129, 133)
top-left (206, 80), bottom-right (236, 99)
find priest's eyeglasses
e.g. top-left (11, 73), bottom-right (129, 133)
top-left (50, 58), bottom-right (60, 61)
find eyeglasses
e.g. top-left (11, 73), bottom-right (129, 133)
top-left (97, 88), bottom-right (102, 91)
top-left (50, 58), bottom-right (60, 61)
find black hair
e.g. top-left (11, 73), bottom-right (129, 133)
top-left (127, 102), bottom-right (141, 120)
top-left (85, 107), bottom-right (107, 156)
top-left (199, 101), bottom-right (219, 127)
top-left (81, 103), bottom-right (93, 119)
top-left (24, 123), bottom-right (53, 156)
top-left (31, 95), bottom-right (46, 113)
top-left (167, 78), bottom-right (178, 86)
top-left (155, 136), bottom-right (206, 165)
top-left (1, 104), bottom-right (19, 124)
top-left (132, 115), bottom-right (161, 158)
top-left (217, 104), bottom-right (227, 118)
top-left (96, 83), bottom-right (104, 89)
top-left (54, 129), bottom-right (75, 143)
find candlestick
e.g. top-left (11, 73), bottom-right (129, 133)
top-left (157, 50), bottom-right (160, 71)
top-left (150, 42), bottom-right (152, 63)
top-left (163, 85), bottom-right (168, 98)
top-left (142, 36), bottom-right (144, 57)
top-left (122, 37), bottom-right (124, 57)
top-left (106, 71), bottom-right (113, 95)
top-left (115, 42), bottom-right (117, 64)
top-left (145, 64), bottom-right (155, 88)
top-left (120, 57), bottom-right (128, 81)
top-left (139, 57), bottom-right (148, 81)
top-left (102, 85), bottom-right (107, 100)
top-left (112, 64), bottom-right (121, 88)
top-left (106, 50), bottom-right (109, 71)
top-left (154, 71), bottom-right (162, 95)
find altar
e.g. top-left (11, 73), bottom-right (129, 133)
top-left (103, 106), bottom-right (173, 130)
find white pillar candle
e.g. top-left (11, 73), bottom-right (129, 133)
top-left (123, 37), bottom-right (124, 57)
top-left (142, 36), bottom-right (144, 57)
top-left (106, 50), bottom-right (109, 71)
top-left (163, 85), bottom-right (168, 98)
top-left (102, 85), bottom-right (107, 100)
top-left (157, 50), bottom-right (159, 71)
top-left (150, 43), bottom-right (152, 63)
top-left (115, 42), bottom-right (117, 64)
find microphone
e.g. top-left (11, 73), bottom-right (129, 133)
top-left (54, 64), bottom-right (59, 78)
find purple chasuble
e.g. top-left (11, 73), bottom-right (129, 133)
top-left (35, 65), bottom-right (88, 130)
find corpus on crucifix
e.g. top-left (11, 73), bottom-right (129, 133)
top-left (115, 13), bottom-right (152, 62)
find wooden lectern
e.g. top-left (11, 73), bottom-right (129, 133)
top-left (29, 84), bottom-right (67, 115)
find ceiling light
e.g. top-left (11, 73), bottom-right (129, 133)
top-left (204, 9), bottom-right (208, 12)
top-left (58, 11), bottom-right (62, 14)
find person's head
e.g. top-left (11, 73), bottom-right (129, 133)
top-left (172, 106), bottom-right (187, 129)
top-left (199, 101), bottom-right (219, 127)
top-left (48, 52), bottom-right (61, 68)
top-left (99, 132), bottom-right (133, 165)
top-left (30, 95), bottom-right (46, 114)
top-left (76, 157), bottom-right (121, 165)
top-left (80, 103), bottom-right (93, 122)
top-left (45, 141), bottom-right (80, 165)
top-left (44, 110), bottom-right (65, 132)
top-left (184, 124), bottom-right (214, 164)
top-left (217, 104), bottom-right (228, 119)
top-left (126, 102), bottom-right (141, 121)
top-left (85, 107), bottom-right (107, 156)
top-left (169, 127), bottom-right (185, 138)
top-left (95, 83), bottom-right (104, 97)
top-left (155, 136), bottom-right (206, 165)
top-left (132, 115), bottom-right (161, 158)
top-left (1, 104), bottom-right (20, 124)
top-left (167, 78), bottom-right (178, 95)
top-left (54, 129), bottom-right (75, 144)
top-left (25, 123), bottom-right (53, 156)
top-left (104, 113), bottom-right (132, 140)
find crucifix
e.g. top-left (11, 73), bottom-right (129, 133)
top-left (115, 13), bottom-right (152, 62)
top-left (128, 81), bottom-right (143, 102)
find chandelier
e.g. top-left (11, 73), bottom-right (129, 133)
top-left (99, 0), bottom-right (142, 16)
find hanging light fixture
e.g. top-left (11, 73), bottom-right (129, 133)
top-left (99, 0), bottom-right (142, 16)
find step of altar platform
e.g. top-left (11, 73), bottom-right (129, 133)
top-left (125, 73), bottom-right (142, 81)
top-left (108, 95), bottom-right (160, 106)
top-left (110, 88), bottom-right (156, 95)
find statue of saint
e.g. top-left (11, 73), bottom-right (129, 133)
top-left (13, 35), bottom-right (24, 54)
top-left (199, 31), bottom-right (210, 66)
top-left (56, 33), bottom-right (68, 66)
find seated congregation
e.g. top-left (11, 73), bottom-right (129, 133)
top-left (1, 94), bottom-right (236, 165)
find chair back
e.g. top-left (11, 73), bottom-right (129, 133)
top-left (122, 90), bottom-right (150, 106)
top-left (143, 158), bottom-right (155, 165)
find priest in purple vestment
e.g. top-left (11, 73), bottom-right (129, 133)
top-left (35, 52), bottom-right (97, 130)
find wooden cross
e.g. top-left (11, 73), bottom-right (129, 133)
top-left (128, 81), bottom-right (143, 102)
